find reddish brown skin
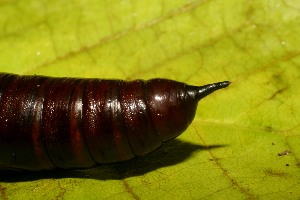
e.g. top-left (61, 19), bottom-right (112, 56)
top-left (0, 73), bottom-right (229, 171)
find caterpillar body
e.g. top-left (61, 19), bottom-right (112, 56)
top-left (0, 73), bottom-right (230, 171)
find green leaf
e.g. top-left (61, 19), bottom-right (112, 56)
top-left (1, 0), bottom-right (300, 199)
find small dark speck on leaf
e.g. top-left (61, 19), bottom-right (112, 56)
top-left (286, 164), bottom-right (289, 166)
top-left (278, 150), bottom-right (291, 156)
top-left (265, 126), bottom-right (273, 132)
top-left (209, 157), bottom-right (221, 162)
top-left (264, 168), bottom-right (287, 177)
top-left (272, 142), bottom-right (275, 145)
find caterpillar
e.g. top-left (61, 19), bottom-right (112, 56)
top-left (0, 72), bottom-right (230, 171)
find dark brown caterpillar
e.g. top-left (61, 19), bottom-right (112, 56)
top-left (0, 73), bottom-right (230, 171)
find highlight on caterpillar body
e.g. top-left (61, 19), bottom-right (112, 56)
top-left (0, 72), bottom-right (230, 171)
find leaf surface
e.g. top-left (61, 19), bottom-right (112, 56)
top-left (0, 0), bottom-right (300, 199)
